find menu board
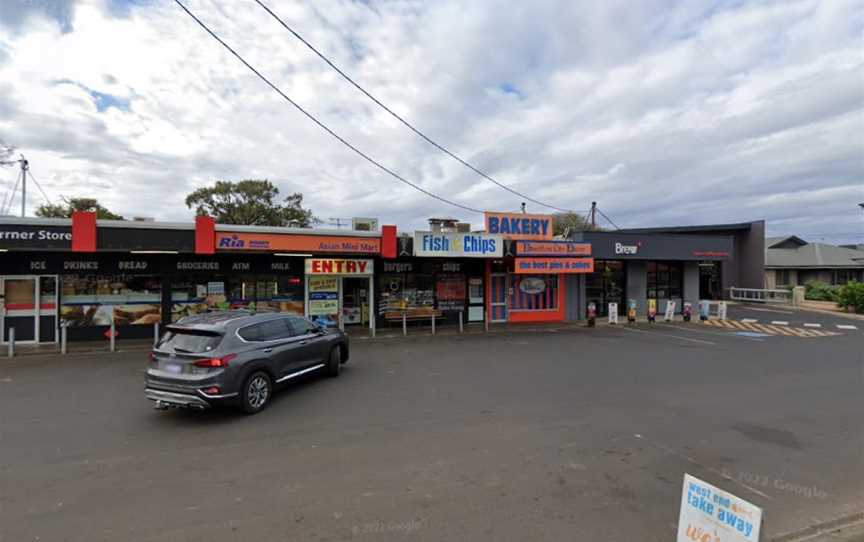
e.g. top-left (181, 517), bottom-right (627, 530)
top-left (436, 274), bottom-right (466, 311)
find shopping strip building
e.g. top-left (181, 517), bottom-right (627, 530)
top-left (0, 213), bottom-right (764, 344)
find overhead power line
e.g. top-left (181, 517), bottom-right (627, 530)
top-left (251, 0), bottom-right (574, 214)
top-left (596, 208), bottom-right (621, 230)
top-left (173, 0), bottom-right (483, 214)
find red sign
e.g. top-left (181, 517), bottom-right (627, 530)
top-left (304, 258), bottom-right (375, 276)
top-left (516, 240), bottom-right (591, 256)
top-left (514, 258), bottom-right (594, 274)
top-left (103, 329), bottom-right (119, 339)
top-left (216, 232), bottom-right (380, 254)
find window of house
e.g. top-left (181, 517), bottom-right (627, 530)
top-left (776, 270), bottom-right (791, 286)
top-left (832, 269), bottom-right (857, 286)
top-left (646, 262), bottom-right (683, 299)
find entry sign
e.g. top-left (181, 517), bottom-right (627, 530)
top-left (677, 473), bottom-right (762, 542)
top-left (608, 303), bottom-right (618, 324)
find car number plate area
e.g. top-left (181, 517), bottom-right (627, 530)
top-left (164, 362), bottom-right (183, 374)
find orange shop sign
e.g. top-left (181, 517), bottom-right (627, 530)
top-left (216, 232), bottom-right (380, 254)
top-left (485, 211), bottom-right (554, 241)
top-left (516, 240), bottom-right (591, 256)
top-left (514, 257), bottom-right (594, 274)
top-left (305, 258), bottom-right (374, 276)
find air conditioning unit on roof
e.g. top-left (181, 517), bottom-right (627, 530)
top-left (352, 218), bottom-right (378, 231)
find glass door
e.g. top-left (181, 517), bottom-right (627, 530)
top-left (489, 273), bottom-right (508, 322)
top-left (1, 276), bottom-right (38, 343)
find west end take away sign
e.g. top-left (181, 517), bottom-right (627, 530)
top-left (677, 474), bottom-right (762, 542)
top-left (414, 232), bottom-right (503, 258)
top-left (484, 212), bottom-right (553, 241)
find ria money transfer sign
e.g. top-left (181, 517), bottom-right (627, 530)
top-left (677, 474), bottom-right (762, 542)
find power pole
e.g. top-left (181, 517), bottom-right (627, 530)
top-left (20, 156), bottom-right (28, 217)
top-left (590, 201), bottom-right (596, 229)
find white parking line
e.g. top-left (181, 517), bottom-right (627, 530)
top-left (803, 323), bottom-right (822, 328)
top-left (771, 321), bottom-right (789, 326)
top-left (741, 318), bottom-right (758, 323)
top-left (621, 326), bottom-right (716, 345)
top-left (744, 307), bottom-right (795, 315)
top-left (837, 324), bottom-right (858, 330)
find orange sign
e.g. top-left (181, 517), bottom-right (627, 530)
top-left (514, 257), bottom-right (594, 274)
top-left (516, 240), bottom-right (591, 256)
top-left (485, 212), bottom-right (554, 240)
top-left (216, 232), bottom-right (380, 254)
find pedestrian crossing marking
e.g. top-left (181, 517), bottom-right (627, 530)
top-left (698, 319), bottom-right (841, 338)
top-left (837, 324), bottom-right (858, 330)
top-left (803, 323), bottom-right (821, 328)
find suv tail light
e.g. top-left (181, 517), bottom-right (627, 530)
top-left (148, 352), bottom-right (157, 363)
top-left (193, 354), bottom-right (237, 368)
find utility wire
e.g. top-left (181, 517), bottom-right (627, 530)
top-left (3, 170), bottom-right (21, 216)
top-left (173, 0), bottom-right (483, 214)
top-left (596, 208), bottom-right (621, 230)
top-left (26, 170), bottom-right (53, 205)
top-left (251, 0), bottom-right (576, 214)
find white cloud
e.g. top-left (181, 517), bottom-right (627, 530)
top-left (0, 0), bottom-right (861, 242)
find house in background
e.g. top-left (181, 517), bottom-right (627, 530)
top-left (765, 236), bottom-right (864, 288)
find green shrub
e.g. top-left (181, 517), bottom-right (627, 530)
top-left (804, 281), bottom-right (839, 302)
top-left (836, 281), bottom-right (864, 314)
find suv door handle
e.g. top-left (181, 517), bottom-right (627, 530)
top-left (298, 340), bottom-right (309, 345)
top-left (262, 348), bottom-right (273, 353)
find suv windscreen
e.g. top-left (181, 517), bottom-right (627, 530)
top-left (158, 329), bottom-right (222, 353)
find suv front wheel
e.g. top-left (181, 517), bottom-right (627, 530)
top-left (327, 346), bottom-right (341, 377)
top-left (241, 371), bottom-right (272, 414)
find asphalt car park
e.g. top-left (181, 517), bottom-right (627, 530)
top-left (0, 313), bottom-right (861, 541)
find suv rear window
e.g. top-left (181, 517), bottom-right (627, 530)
top-left (237, 319), bottom-right (293, 342)
top-left (158, 329), bottom-right (222, 353)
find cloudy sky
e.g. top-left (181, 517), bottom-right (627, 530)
top-left (0, 0), bottom-right (861, 241)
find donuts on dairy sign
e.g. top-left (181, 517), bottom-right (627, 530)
top-left (414, 232), bottom-right (503, 257)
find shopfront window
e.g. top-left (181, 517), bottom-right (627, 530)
top-left (60, 275), bottom-right (162, 327)
top-left (509, 275), bottom-right (558, 311)
top-left (646, 262), bottom-right (683, 300)
top-left (586, 261), bottom-right (625, 316)
top-left (256, 275), bottom-right (304, 315)
top-left (378, 273), bottom-right (434, 313)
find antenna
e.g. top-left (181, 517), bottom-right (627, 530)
top-left (328, 217), bottom-right (350, 229)
top-left (1, 154), bottom-right (30, 217)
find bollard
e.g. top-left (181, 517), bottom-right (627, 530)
top-left (7, 327), bottom-right (14, 358)
top-left (459, 311), bottom-right (464, 333)
top-left (431, 314), bottom-right (436, 335)
top-left (402, 311), bottom-right (407, 337)
top-left (485, 317), bottom-right (489, 333)
top-left (61, 323), bottom-right (68, 355)
top-left (153, 322), bottom-right (160, 348)
top-left (109, 313), bottom-right (116, 352)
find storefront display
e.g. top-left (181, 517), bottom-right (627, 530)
top-left (305, 258), bottom-right (375, 331)
top-left (60, 275), bottom-right (162, 326)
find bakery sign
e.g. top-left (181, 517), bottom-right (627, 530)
top-left (305, 258), bottom-right (374, 276)
top-left (485, 212), bottom-right (553, 241)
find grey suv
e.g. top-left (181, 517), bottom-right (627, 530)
top-left (145, 311), bottom-right (349, 414)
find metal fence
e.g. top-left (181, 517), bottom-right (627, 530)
top-left (729, 287), bottom-right (792, 305)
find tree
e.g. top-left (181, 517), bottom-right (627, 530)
top-left (35, 197), bottom-right (124, 220)
top-left (553, 212), bottom-right (600, 236)
top-left (185, 180), bottom-right (315, 227)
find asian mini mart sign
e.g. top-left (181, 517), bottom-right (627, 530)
top-left (305, 258), bottom-right (374, 276)
top-left (514, 257), bottom-right (594, 274)
top-left (216, 232), bottom-right (380, 254)
top-left (485, 212), bottom-right (553, 241)
top-left (677, 474), bottom-right (762, 542)
top-left (413, 232), bottom-right (503, 258)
